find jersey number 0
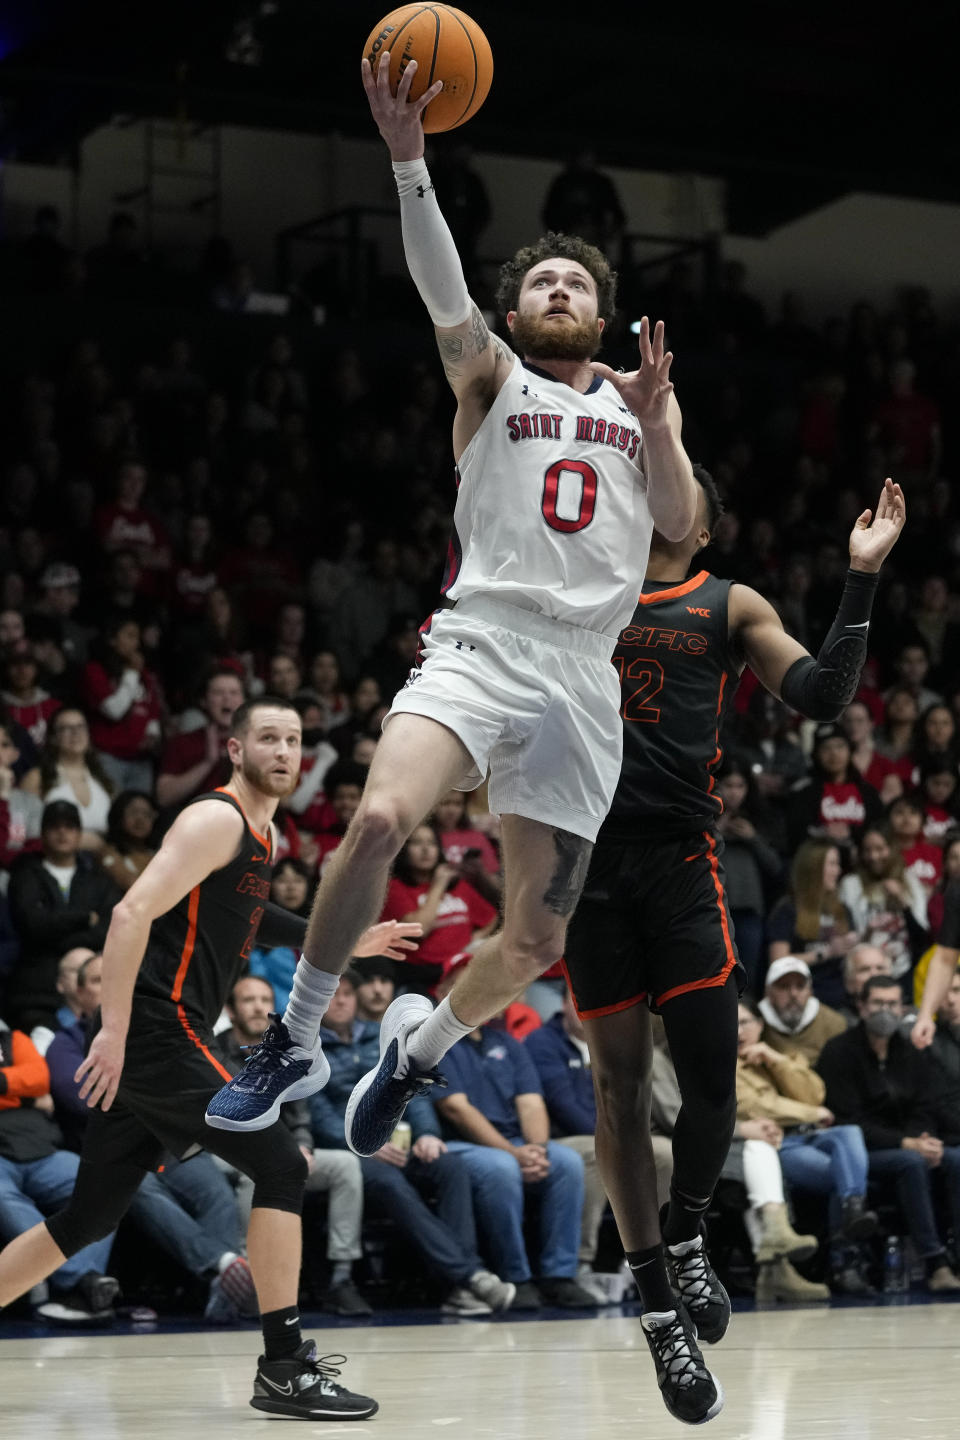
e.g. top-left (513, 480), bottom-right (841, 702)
top-left (541, 459), bottom-right (598, 533)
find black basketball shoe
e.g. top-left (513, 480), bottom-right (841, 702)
top-left (250, 1342), bottom-right (378, 1420)
top-left (641, 1304), bottom-right (724, 1425)
top-left (660, 1205), bottom-right (730, 1346)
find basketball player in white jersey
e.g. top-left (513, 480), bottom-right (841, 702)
top-left (207, 50), bottom-right (697, 1166)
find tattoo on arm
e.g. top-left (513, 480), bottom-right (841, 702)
top-left (437, 304), bottom-right (510, 384)
top-left (437, 332), bottom-right (465, 382)
top-left (543, 830), bottom-right (593, 917)
top-left (466, 302), bottom-right (489, 358)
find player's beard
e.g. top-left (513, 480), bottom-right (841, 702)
top-left (511, 310), bottom-right (603, 362)
top-left (240, 754), bottom-right (297, 798)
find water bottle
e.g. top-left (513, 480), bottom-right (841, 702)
top-left (883, 1235), bottom-right (906, 1294)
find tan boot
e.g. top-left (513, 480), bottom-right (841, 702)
top-left (755, 1203), bottom-right (818, 1264)
top-left (755, 1258), bottom-right (830, 1304)
top-left (928, 1264), bottom-right (960, 1293)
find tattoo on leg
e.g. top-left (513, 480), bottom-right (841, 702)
top-left (543, 830), bottom-right (593, 916)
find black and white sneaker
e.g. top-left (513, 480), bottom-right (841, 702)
top-left (665, 1233), bottom-right (731, 1345)
top-left (641, 1306), bottom-right (724, 1425)
top-left (251, 1342), bottom-right (378, 1420)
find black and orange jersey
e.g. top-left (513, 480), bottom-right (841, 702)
top-left (134, 790), bottom-right (273, 1032)
top-left (600, 571), bottom-right (738, 840)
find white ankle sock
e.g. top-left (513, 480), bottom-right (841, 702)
top-left (282, 958), bottom-right (341, 1047)
top-left (405, 996), bottom-right (473, 1069)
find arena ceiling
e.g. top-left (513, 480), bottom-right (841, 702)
top-left (0, 1), bottom-right (953, 235)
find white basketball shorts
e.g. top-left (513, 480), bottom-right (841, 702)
top-left (384, 595), bottom-right (624, 842)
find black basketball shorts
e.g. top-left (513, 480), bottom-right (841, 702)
top-left (562, 829), bottom-right (744, 1017)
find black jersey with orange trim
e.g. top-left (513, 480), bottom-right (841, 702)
top-left (601, 571), bottom-right (737, 839)
top-left (134, 790), bottom-right (273, 1031)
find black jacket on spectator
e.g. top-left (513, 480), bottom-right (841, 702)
top-left (817, 1023), bottom-right (960, 1149)
top-left (931, 1021), bottom-right (960, 1086)
top-left (5, 857), bottom-right (121, 1029)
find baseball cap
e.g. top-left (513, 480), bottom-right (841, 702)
top-left (42, 799), bottom-right (83, 830)
top-left (765, 956), bottom-right (812, 987)
top-left (812, 721), bottom-right (848, 749)
top-left (41, 563), bottom-right (81, 590)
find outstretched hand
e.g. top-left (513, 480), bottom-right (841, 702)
top-left (588, 317), bottom-right (674, 431)
top-left (361, 49), bottom-right (444, 161)
top-left (354, 920), bottom-right (422, 961)
top-left (848, 478), bottom-right (906, 573)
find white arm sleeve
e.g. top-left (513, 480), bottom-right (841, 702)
top-left (392, 158), bottom-right (472, 329)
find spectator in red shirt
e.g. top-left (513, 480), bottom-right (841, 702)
top-left (315, 762), bottom-right (367, 875)
top-left (910, 703), bottom-right (960, 788)
top-left (786, 722), bottom-right (884, 854)
top-left (218, 510), bottom-right (301, 624)
top-left (889, 793), bottom-right (943, 897)
top-left (169, 512), bottom-right (219, 619)
top-left (927, 833), bottom-right (960, 939)
top-left (155, 667), bottom-right (245, 812)
top-left (0, 643), bottom-right (60, 750)
top-left (842, 700), bottom-right (907, 805)
top-left (307, 650), bottom-right (350, 732)
top-left (94, 459), bottom-right (172, 593)
top-left (918, 764), bottom-right (960, 846)
top-left (381, 821), bottom-right (498, 994)
top-left (81, 616), bottom-right (163, 794)
top-left (871, 358), bottom-right (942, 482)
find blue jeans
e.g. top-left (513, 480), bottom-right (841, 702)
top-left (359, 1151), bottom-right (482, 1286)
top-left (445, 1140), bottom-right (584, 1283)
top-left (127, 1153), bottom-right (245, 1277)
top-left (869, 1146), bottom-right (960, 1260)
top-left (0, 1151), bottom-right (114, 1292)
top-left (779, 1125), bottom-right (870, 1230)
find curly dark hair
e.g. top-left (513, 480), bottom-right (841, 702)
top-left (693, 463), bottom-right (725, 535)
top-left (495, 232), bottom-right (618, 323)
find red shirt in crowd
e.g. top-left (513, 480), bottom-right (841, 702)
top-left (901, 839), bottom-right (942, 894)
top-left (381, 876), bottom-right (497, 973)
top-left (0, 692), bottom-right (61, 749)
top-left (440, 827), bottom-right (500, 874)
top-left (82, 661), bottom-right (163, 759)
top-left (158, 728), bottom-right (232, 802)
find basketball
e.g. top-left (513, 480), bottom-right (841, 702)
top-left (362, 5), bottom-right (493, 133)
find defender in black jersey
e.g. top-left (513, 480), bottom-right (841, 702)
top-left (0, 696), bottom-right (418, 1422)
top-left (564, 472), bottom-right (904, 1418)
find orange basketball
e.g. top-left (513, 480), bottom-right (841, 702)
top-left (362, 5), bottom-right (493, 133)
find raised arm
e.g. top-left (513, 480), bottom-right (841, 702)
top-left (732, 478), bottom-right (906, 715)
top-left (590, 317), bottom-right (696, 540)
top-left (361, 51), bottom-right (512, 454)
top-left (75, 799), bottom-right (244, 1111)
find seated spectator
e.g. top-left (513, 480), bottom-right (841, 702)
top-left (524, 988), bottom-right (612, 1300)
top-left (313, 761), bottom-right (367, 876)
top-left (729, 690), bottom-right (808, 805)
top-left (285, 702), bottom-right (339, 833)
top-left (838, 943), bottom-right (894, 1025)
top-left (94, 459), bottom-right (172, 591)
top-left (308, 975), bottom-right (514, 1316)
top-left (435, 992), bottom-right (598, 1310)
top-left (216, 974), bottom-right (371, 1317)
top-left (432, 788), bottom-right (501, 875)
top-left (247, 858), bottom-right (314, 1014)
top-left (841, 700), bottom-right (907, 803)
top-left (35, 709), bottom-right (114, 851)
top-left (380, 822), bottom-right (498, 994)
top-left (927, 963), bottom-right (960, 1084)
top-left (767, 842), bottom-right (858, 1009)
top-left (0, 1010), bottom-right (118, 1323)
top-left (713, 761), bottom-right (783, 993)
top-left (0, 642), bottom-right (61, 751)
top-left (909, 702), bottom-right (960, 787)
top-left (43, 954), bottom-right (257, 1323)
top-left (917, 762), bottom-right (960, 845)
top-left (155, 667), bottom-right (245, 811)
top-left (30, 945), bottom-right (96, 1056)
top-left (361, 614), bottom-right (421, 704)
top-left (817, 974), bottom-right (960, 1293)
top-left (306, 650), bottom-right (350, 731)
top-left (651, 1020), bottom-right (826, 1302)
top-left (737, 998), bottom-right (877, 1295)
top-left (330, 676), bottom-right (383, 757)
top-left (99, 791), bottom-right (158, 894)
top-left (5, 801), bottom-right (120, 1030)
top-left (838, 825), bottom-right (928, 990)
top-left (786, 722), bottom-right (884, 855)
top-left (759, 956), bottom-right (847, 1064)
top-left (875, 685), bottom-right (920, 768)
top-left (883, 641), bottom-right (942, 715)
top-left (81, 616), bottom-right (163, 794)
top-left (350, 956), bottom-right (397, 1024)
top-left (0, 719), bottom-right (42, 868)
top-left (927, 833), bottom-right (960, 940)
top-left (888, 792), bottom-right (942, 896)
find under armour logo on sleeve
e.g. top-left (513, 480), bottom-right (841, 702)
top-left (416, 182), bottom-right (435, 199)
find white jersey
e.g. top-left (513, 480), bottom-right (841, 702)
top-left (443, 355), bottom-right (653, 637)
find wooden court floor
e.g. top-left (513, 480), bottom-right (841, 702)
top-left (2, 1301), bottom-right (958, 1439)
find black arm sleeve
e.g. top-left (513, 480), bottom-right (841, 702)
top-left (256, 902), bottom-right (308, 949)
top-left (779, 568), bottom-right (880, 721)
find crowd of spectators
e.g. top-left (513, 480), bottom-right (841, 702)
top-left (3, 195), bottom-right (960, 1324)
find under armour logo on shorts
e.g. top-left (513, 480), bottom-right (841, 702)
top-left (454, 641), bottom-right (476, 652)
